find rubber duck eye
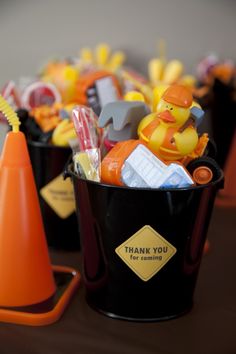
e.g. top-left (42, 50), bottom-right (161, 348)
top-left (170, 107), bottom-right (173, 111)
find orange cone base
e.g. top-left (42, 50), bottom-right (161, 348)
top-left (0, 265), bottom-right (80, 326)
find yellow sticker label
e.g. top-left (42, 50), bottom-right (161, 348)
top-left (40, 174), bottom-right (75, 219)
top-left (115, 225), bottom-right (177, 281)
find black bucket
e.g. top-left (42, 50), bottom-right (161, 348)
top-left (67, 165), bottom-right (223, 321)
top-left (209, 79), bottom-right (236, 169)
top-left (28, 141), bottom-right (80, 250)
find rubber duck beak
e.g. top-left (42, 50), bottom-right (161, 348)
top-left (158, 110), bottom-right (176, 123)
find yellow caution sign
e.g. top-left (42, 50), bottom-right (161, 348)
top-left (115, 225), bottom-right (176, 281)
top-left (40, 174), bottom-right (75, 219)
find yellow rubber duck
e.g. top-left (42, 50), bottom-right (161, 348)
top-left (138, 84), bottom-right (199, 161)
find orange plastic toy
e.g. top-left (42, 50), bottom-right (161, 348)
top-left (0, 95), bottom-right (80, 326)
top-left (101, 139), bottom-right (143, 186)
top-left (75, 70), bottom-right (122, 105)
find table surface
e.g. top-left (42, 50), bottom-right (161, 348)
top-left (0, 206), bottom-right (235, 354)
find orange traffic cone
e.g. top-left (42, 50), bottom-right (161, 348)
top-left (0, 131), bottom-right (56, 307)
top-left (216, 130), bottom-right (236, 207)
top-left (0, 95), bottom-right (80, 326)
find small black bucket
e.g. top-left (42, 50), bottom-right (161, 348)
top-left (67, 164), bottom-right (223, 321)
top-left (28, 141), bottom-right (80, 250)
top-left (209, 79), bottom-right (236, 169)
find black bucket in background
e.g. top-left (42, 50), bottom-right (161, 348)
top-left (28, 141), bottom-right (80, 250)
top-left (68, 165), bottom-right (223, 321)
top-left (210, 79), bottom-right (236, 169)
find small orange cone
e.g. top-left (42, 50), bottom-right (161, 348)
top-left (216, 131), bottom-right (236, 207)
top-left (0, 131), bottom-right (56, 307)
top-left (0, 95), bottom-right (80, 326)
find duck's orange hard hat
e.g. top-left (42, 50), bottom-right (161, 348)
top-left (162, 84), bottom-right (192, 108)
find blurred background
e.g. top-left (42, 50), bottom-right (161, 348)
top-left (0, 0), bottom-right (236, 153)
top-left (0, 0), bottom-right (236, 85)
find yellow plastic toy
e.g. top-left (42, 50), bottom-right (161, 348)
top-left (124, 91), bottom-right (145, 102)
top-left (41, 62), bottom-right (79, 104)
top-left (121, 70), bottom-right (153, 104)
top-left (78, 43), bottom-right (126, 73)
top-left (148, 40), bottom-right (196, 88)
top-left (0, 95), bottom-right (20, 132)
top-left (52, 119), bottom-right (77, 147)
top-left (138, 84), bottom-right (202, 161)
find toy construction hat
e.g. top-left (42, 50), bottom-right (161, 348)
top-left (162, 84), bottom-right (192, 108)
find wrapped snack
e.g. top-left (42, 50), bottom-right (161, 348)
top-left (72, 105), bottom-right (102, 150)
top-left (72, 106), bottom-right (102, 181)
top-left (73, 148), bottom-right (101, 182)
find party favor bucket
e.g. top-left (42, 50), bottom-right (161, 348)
top-left (209, 79), bottom-right (236, 169)
top-left (28, 141), bottom-right (80, 250)
top-left (67, 164), bottom-right (223, 321)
